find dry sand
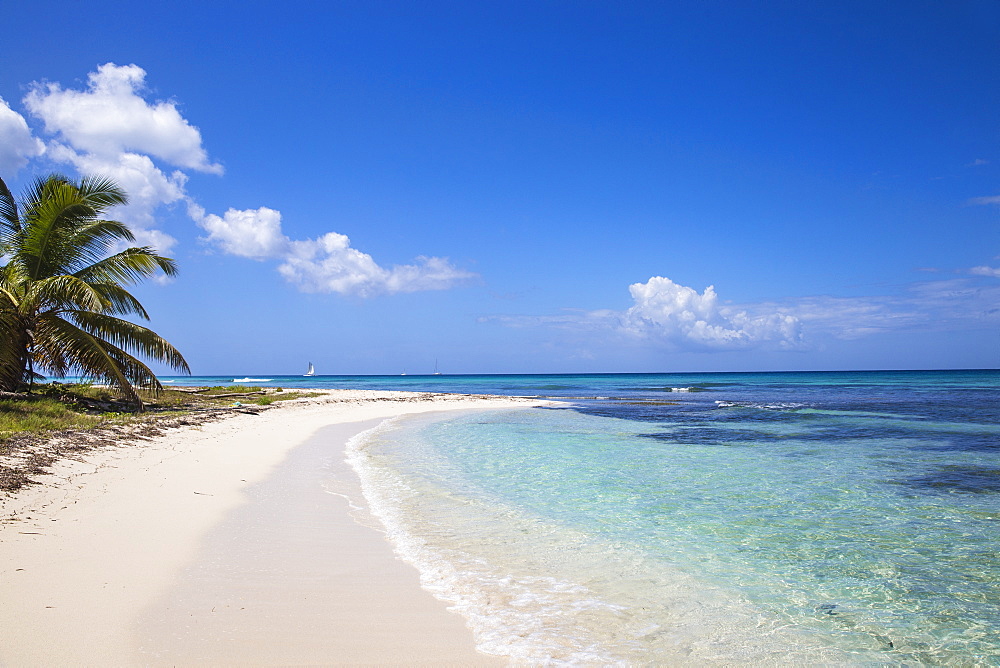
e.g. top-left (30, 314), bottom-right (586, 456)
top-left (0, 390), bottom-right (546, 666)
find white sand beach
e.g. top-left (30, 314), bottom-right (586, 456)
top-left (0, 390), bottom-right (545, 666)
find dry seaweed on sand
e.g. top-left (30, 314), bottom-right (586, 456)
top-left (0, 385), bottom-right (318, 494)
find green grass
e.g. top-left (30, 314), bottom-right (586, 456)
top-left (246, 391), bottom-right (321, 406)
top-left (0, 383), bottom-right (329, 493)
top-left (197, 385), bottom-right (260, 394)
top-left (0, 397), bottom-right (103, 435)
top-left (0, 383), bottom-right (325, 441)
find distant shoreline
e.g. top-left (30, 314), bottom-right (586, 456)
top-left (160, 367), bottom-right (999, 380)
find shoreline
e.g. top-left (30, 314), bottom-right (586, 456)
top-left (0, 389), bottom-right (549, 665)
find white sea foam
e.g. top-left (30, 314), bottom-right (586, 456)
top-left (715, 400), bottom-right (807, 409)
top-left (232, 377), bottom-right (272, 382)
top-left (344, 412), bottom-right (851, 664)
top-left (346, 418), bottom-right (637, 663)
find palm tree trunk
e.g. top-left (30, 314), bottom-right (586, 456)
top-left (26, 347), bottom-right (35, 394)
top-left (0, 326), bottom-right (30, 392)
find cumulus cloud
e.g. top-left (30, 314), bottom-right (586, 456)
top-left (631, 276), bottom-right (999, 346)
top-left (16, 63), bottom-right (216, 250)
top-left (0, 97), bottom-right (45, 174)
top-left (23, 63), bottom-right (222, 174)
top-left (622, 275), bottom-right (998, 348)
top-left (190, 204), bottom-right (474, 297)
top-left (47, 142), bottom-right (188, 250)
top-left (623, 277), bottom-right (802, 349)
top-left (191, 205), bottom-right (288, 259)
top-left (279, 235), bottom-right (473, 297)
top-left (488, 271), bottom-right (1000, 356)
top-left (9, 63), bottom-right (473, 298)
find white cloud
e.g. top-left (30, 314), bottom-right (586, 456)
top-left (274, 230), bottom-right (475, 297)
top-left (488, 271), bottom-right (1000, 355)
top-left (623, 275), bottom-right (998, 347)
top-left (47, 143), bottom-right (187, 251)
top-left (191, 205), bottom-right (289, 259)
top-left (377, 255), bottom-right (478, 295)
top-left (10, 63), bottom-right (474, 298)
top-left (16, 62), bottom-right (220, 252)
top-left (191, 205), bottom-right (475, 297)
top-left (775, 294), bottom-right (923, 339)
top-left (971, 265), bottom-right (1000, 278)
top-left (623, 277), bottom-right (802, 350)
top-left (23, 63), bottom-right (222, 174)
top-left (0, 96), bottom-right (45, 174)
top-left (668, 277), bottom-right (999, 343)
top-left (908, 278), bottom-right (1000, 319)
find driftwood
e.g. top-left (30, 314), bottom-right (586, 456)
top-left (201, 391), bottom-right (267, 399)
top-left (169, 388), bottom-right (267, 399)
top-left (0, 392), bottom-right (30, 400)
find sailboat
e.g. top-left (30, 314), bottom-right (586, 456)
top-left (433, 359), bottom-right (442, 375)
top-left (304, 362), bottom-right (316, 377)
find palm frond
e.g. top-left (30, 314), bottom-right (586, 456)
top-left (31, 328), bottom-right (70, 378)
top-left (67, 310), bottom-right (190, 374)
top-left (76, 174), bottom-right (128, 210)
top-left (75, 246), bottom-right (177, 286)
top-left (21, 181), bottom-right (97, 279)
top-left (33, 315), bottom-right (145, 403)
top-left (0, 174), bottom-right (188, 398)
top-left (21, 174), bottom-right (71, 212)
top-left (28, 274), bottom-right (108, 314)
top-left (87, 283), bottom-right (150, 319)
top-left (0, 175), bottom-right (20, 243)
top-left (68, 221), bottom-right (141, 273)
top-left (0, 262), bottom-right (26, 307)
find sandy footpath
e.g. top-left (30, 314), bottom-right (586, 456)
top-left (0, 390), bottom-right (545, 666)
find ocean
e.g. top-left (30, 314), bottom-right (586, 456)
top-left (164, 370), bottom-right (1000, 664)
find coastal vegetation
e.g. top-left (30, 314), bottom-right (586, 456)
top-left (0, 173), bottom-right (327, 492)
top-left (0, 174), bottom-right (188, 408)
top-left (0, 383), bottom-right (319, 437)
top-left (0, 383), bottom-right (321, 492)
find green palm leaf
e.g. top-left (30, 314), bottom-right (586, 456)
top-left (87, 283), bottom-right (151, 319)
top-left (34, 315), bottom-right (145, 404)
top-left (75, 246), bottom-right (178, 285)
top-left (29, 274), bottom-right (108, 314)
top-left (68, 311), bottom-right (190, 374)
top-left (0, 174), bottom-right (188, 406)
top-left (0, 176), bottom-right (19, 243)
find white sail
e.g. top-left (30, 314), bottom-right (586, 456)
top-left (304, 362), bottom-right (315, 376)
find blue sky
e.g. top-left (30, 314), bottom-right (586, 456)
top-left (2, 1), bottom-right (998, 374)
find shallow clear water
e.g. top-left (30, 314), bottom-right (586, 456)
top-left (339, 370), bottom-right (1000, 664)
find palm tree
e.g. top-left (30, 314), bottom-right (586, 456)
top-left (0, 173), bottom-right (189, 407)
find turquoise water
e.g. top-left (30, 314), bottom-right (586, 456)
top-left (338, 370), bottom-right (998, 664)
top-left (154, 370), bottom-right (1000, 662)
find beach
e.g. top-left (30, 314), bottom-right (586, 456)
top-left (2, 371), bottom-right (998, 664)
top-left (0, 390), bottom-right (542, 666)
